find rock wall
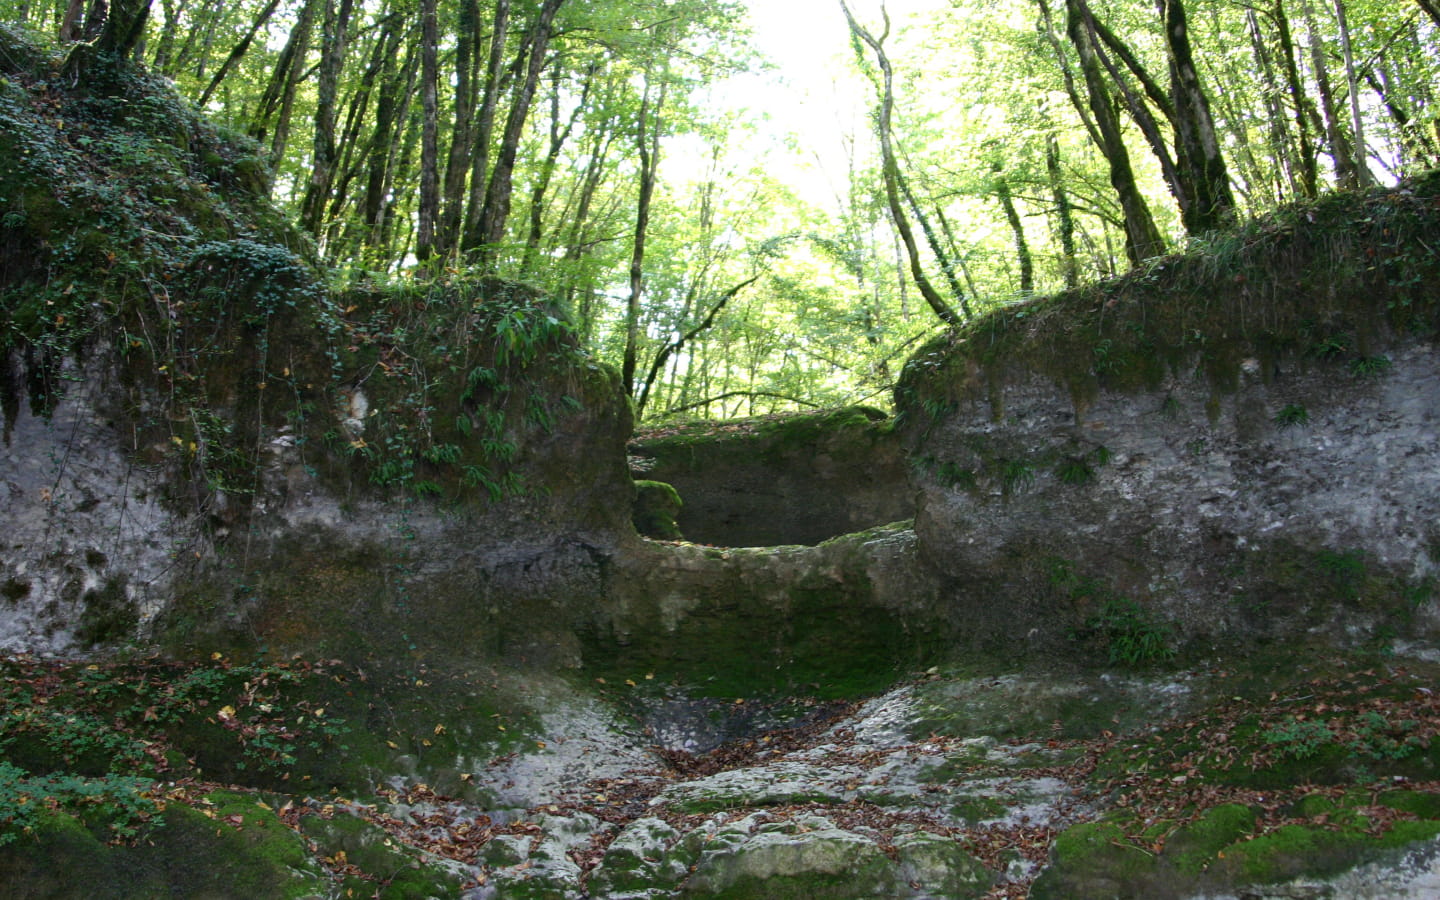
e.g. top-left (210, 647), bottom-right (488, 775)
top-left (901, 338), bottom-right (1440, 660)
top-left (629, 407), bottom-right (914, 547)
top-left (0, 358), bottom-right (177, 653)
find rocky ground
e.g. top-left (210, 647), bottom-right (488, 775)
top-left (4, 651), bottom-right (1440, 898)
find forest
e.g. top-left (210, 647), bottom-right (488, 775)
top-left (2, 0), bottom-right (1436, 420)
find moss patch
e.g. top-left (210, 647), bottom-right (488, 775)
top-left (634, 479), bottom-right (684, 539)
top-left (0, 802), bottom-right (327, 900)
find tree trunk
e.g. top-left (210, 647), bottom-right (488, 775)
top-left (150, 0), bottom-right (185, 72)
top-left (1299, 0), bottom-right (1359, 187)
top-left (438, 0), bottom-right (481, 257)
top-left (523, 63), bottom-right (595, 272)
top-left (637, 275), bottom-right (761, 417)
top-left (59, 0), bottom-right (87, 41)
top-left (622, 78), bottom-right (664, 399)
top-left (1248, 9), bottom-right (1300, 200)
top-left (994, 164), bottom-right (1034, 293)
top-left (1064, 0), bottom-right (1166, 264)
top-left (1271, 0), bottom-right (1320, 197)
top-left (250, 0), bottom-right (318, 168)
top-left (98, 0), bottom-right (151, 57)
top-left (323, 20), bottom-right (400, 253)
top-left (197, 0), bottom-right (282, 107)
top-left (1034, 0), bottom-right (1104, 150)
top-left (1045, 132), bottom-right (1079, 289)
top-left (462, 0), bottom-right (512, 254)
top-left (415, 0), bottom-right (442, 262)
top-left (1331, 0), bottom-right (1373, 186)
top-left (839, 0), bottom-right (963, 326)
top-left (1158, 0), bottom-right (1235, 232)
top-left (300, 0), bottom-right (356, 236)
top-left (364, 25), bottom-right (418, 246)
top-left (1090, 31), bottom-right (1188, 216)
top-left (473, 0), bottom-right (567, 260)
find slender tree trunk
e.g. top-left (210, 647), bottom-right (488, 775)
top-left (415, 0), bottom-right (441, 262)
top-left (1035, 0), bottom-right (1104, 150)
top-left (474, 0), bottom-right (567, 260)
top-left (1248, 9), bottom-right (1300, 199)
top-left (363, 19), bottom-right (417, 238)
top-left (150, 0), bottom-right (185, 72)
top-left (187, 0), bottom-right (224, 78)
top-left (300, 0), bottom-right (355, 236)
top-left (438, 0), bottom-right (480, 257)
top-left (323, 22), bottom-right (399, 252)
top-left (638, 275), bottom-right (760, 417)
top-left (59, 0), bottom-right (87, 41)
top-left (1367, 66), bottom-right (1440, 170)
top-left (993, 163), bottom-right (1034, 293)
top-left (1331, 0), bottom-right (1373, 186)
top-left (462, 0), bottom-right (511, 253)
top-left (197, 0), bottom-right (282, 107)
top-left (524, 63), bottom-right (595, 271)
top-left (623, 78), bottom-right (664, 399)
top-left (1299, 0), bottom-right (1359, 187)
top-left (1087, 4), bottom-right (1174, 117)
top-left (1045, 132), bottom-right (1079, 289)
top-left (1271, 0), bottom-right (1320, 197)
top-left (1065, 0), bottom-right (1166, 264)
top-left (250, 0), bottom-right (318, 168)
top-left (1091, 33), bottom-right (1188, 215)
top-left (840, 0), bottom-right (963, 325)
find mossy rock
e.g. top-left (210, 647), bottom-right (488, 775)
top-left (1163, 803), bottom-right (1255, 875)
top-left (1029, 820), bottom-right (1162, 900)
top-left (634, 479), bottom-right (684, 540)
top-left (0, 798), bottom-right (328, 899)
top-left (302, 811), bottom-right (466, 899)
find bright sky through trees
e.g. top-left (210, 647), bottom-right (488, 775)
top-left (727, 0), bottom-right (948, 213)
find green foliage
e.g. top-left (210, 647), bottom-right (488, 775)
top-left (1273, 404), bottom-right (1310, 428)
top-left (1055, 456), bottom-right (1094, 486)
top-left (1000, 458), bottom-right (1034, 495)
top-left (935, 460), bottom-right (979, 490)
top-left (1262, 717), bottom-right (1335, 761)
top-left (896, 176), bottom-right (1440, 432)
top-left (1262, 709), bottom-right (1425, 765)
top-left (1086, 598), bottom-right (1175, 666)
top-left (1347, 355), bottom-right (1391, 378)
top-left (0, 762), bottom-right (158, 846)
top-left (333, 274), bottom-right (588, 501)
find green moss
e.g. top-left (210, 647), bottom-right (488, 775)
top-left (1379, 790), bottom-right (1440, 820)
top-left (302, 812), bottom-right (465, 899)
top-left (634, 479), bottom-right (684, 539)
top-left (76, 577), bottom-right (138, 647)
top-left (1217, 823), bottom-right (1365, 884)
top-left (0, 801), bottom-right (327, 899)
top-left (1030, 820), bottom-right (1159, 900)
top-left (1165, 804), bottom-right (1255, 875)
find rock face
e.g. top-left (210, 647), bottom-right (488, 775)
top-left (900, 338), bottom-right (1440, 661)
top-left (629, 407), bottom-right (914, 547)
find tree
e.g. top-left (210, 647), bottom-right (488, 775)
top-left (840, 0), bottom-right (965, 325)
top-left (1063, 0), bottom-right (1167, 263)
